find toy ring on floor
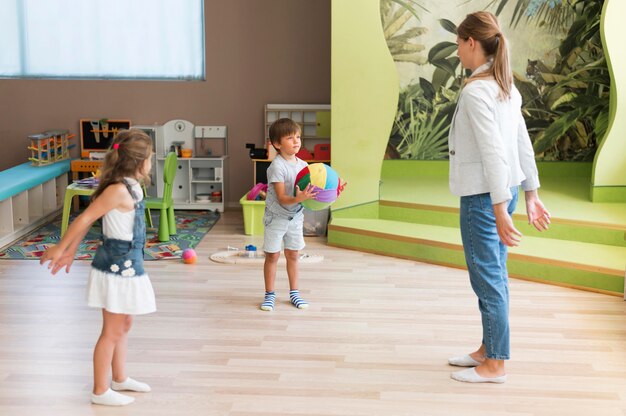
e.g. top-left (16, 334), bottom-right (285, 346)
top-left (209, 250), bottom-right (323, 264)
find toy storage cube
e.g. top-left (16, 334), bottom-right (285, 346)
top-left (240, 195), bottom-right (265, 235)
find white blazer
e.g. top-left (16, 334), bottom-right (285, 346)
top-left (448, 62), bottom-right (540, 204)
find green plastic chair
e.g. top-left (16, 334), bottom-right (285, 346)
top-left (145, 152), bottom-right (178, 241)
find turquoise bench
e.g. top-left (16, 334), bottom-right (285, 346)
top-left (0, 160), bottom-right (71, 201)
top-left (0, 160), bottom-right (71, 249)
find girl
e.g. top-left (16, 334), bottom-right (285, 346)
top-left (447, 12), bottom-right (551, 383)
top-left (41, 129), bottom-right (156, 405)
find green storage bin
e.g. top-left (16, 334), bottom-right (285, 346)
top-left (240, 194), bottom-right (265, 235)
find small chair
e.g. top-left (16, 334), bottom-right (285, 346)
top-left (60, 183), bottom-right (96, 237)
top-left (145, 152), bottom-right (178, 242)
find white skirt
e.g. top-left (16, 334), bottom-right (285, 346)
top-left (86, 268), bottom-right (156, 315)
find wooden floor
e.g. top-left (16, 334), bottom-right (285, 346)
top-left (0, 210), bottom-right (625, 416)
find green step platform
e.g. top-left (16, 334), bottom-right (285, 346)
top-left (328, 161), bottom-right (626, 297)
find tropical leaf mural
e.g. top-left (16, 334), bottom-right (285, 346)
top-left (381, 0), bottom-right (608, 161)
top-left (381, 0), bottom-right (430, 65)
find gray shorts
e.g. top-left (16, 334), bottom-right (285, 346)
top-left (263, 209), bottom-right (305, 253)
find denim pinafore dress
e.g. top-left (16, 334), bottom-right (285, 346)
top-left (86, 179), bottom-right (156, 315)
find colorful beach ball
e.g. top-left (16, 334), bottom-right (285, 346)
top-left (294, 163), bottom-right (344, 211)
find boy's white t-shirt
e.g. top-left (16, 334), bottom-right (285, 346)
top-left (265, 154), bottom-right (308, 217)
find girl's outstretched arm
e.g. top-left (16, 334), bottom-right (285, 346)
top-left (40, 184), bottom-right (130, 275)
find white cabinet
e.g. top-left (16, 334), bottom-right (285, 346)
top-left (155, 120), bottom-right (227, 212)
top-left (189, 157), bottom-right (226, 208)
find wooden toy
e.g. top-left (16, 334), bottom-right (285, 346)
top-left (28, 130), bottom-right (76, 166)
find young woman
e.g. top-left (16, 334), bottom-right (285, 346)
top-left (447, 11), bottom-right (551, 383)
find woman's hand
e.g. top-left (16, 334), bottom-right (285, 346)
top-left (525, 190), bottom-right (550, 231)
top-left (493, 202), bottom-right (522, 247)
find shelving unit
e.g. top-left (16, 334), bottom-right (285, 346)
top-left (253, 104), bottom-right (331, 186)
top-left (0, 161), bottom-right (69, 249)
top-left (157, 120), bottom-right (228, 211)
top-left (265, 104), bottom-right (330, 140)
top-left (264, 104), bottom-right (331, 162)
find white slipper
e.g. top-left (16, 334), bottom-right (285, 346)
top-left (451, 367), bottom-right (507, 384)
top-left (111, 377), bottom-right (151, 392)
top-left (448, 354), bottom-right (483, 367)
top-left (91, 388), bottom-right (135, 406)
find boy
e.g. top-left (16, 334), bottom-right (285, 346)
top-left (260, 118), bottom-right (317, 311)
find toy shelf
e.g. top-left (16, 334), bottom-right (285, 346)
top-left (264, 104), bottom-right (331, 140)
top-left (260, 104), bottom-right (331, 182)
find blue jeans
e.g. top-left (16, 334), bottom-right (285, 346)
top-left (460, 187), bottom-right (518, 360)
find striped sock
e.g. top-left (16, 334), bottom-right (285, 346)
top-left (260, 291), bottom-right (276, 311)
top-left (289, 290), bottom-right (309, 309)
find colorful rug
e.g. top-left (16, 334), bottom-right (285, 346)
top-left (0, 210), bottom-right (220, 261)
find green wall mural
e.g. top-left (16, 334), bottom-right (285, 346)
top-left (331, 0), bottom-right (399, 210)
top-left (593, 0), bottom-right (626, 201)
top-left (332, 0), bottom-right (625, 207)
top-left (382, 0), bottom-right (609, 162)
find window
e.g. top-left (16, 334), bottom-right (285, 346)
top-left (0, 0), bottom-right (205, 80)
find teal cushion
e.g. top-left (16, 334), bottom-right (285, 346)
top-left (0, 160), bottom-right (71, 201)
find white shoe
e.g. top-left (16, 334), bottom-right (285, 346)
top-left (111, 377), bottom-right (151, 392)
top-left (448, 354), bottom-right (483, 367)
top-left (91, 388), bottom-right (135, 406)
top-left (451, 368), bottom-right (507, 384)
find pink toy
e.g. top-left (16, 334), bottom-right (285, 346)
top-left (247, 183), bottom-right (268, 200)
top-left (182, 248), bottom-right (197, 264)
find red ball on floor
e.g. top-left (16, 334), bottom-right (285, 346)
top-left (182, 248), bottom-right (197, 264)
